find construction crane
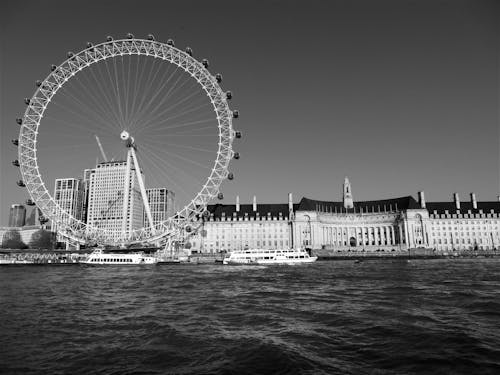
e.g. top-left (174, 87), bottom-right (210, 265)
top-left (95, 135), bottom-right (108, 162)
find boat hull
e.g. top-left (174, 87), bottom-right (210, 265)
top-left (222, 248), bottom-right (317, 265)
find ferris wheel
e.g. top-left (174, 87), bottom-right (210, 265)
top-left (13, 34), bottom-right (241, 247)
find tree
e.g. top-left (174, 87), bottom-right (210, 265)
top-left (29, 229), bottom-right (55, 250)
top-left (1, 229), bottom-right (27, 249)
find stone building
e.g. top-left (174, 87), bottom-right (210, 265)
top-left (189, 177), bottom-right (500, 253)
top-left (189, 195), bottom-right (294, 253)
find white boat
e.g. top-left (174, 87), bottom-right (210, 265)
top-left (81, 248), bottom-right (157, 265)
top-left (223, 248), bottom-right (317, 265)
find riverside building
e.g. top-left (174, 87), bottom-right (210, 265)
top-left (86, 161), bottom-right (144, 242)
top-left (53, 178), bottom-right (86, 244)
top-left (8, 204), bottom-right (26, 227)
top-left (189, 177), bottom-right (500, 253)
top-left (143, 188), bottom-right (175, 227)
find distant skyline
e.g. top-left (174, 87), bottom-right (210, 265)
top-left (1, 0), bottom-right (499, 226)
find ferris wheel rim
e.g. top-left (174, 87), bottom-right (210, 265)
top-left (17, 37), bottom-right (235, 246)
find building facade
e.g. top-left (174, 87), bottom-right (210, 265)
top-left (189, 178), bottom-right (500, 253)
top-left (86, 161), bottom-right (144, 242)
top-left (143, 188), bottom-right (175, 227)
top-left (8, 204), bottom-right (26, 227)
top-left (189, 195), bottom-right (293, 253)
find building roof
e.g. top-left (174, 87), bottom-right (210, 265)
top-left (296, 196), bottom-right (422, 213)
top-left (426, 201), bottom-right (500, 214)
top-left (206, 203), bottom-right (292, 219)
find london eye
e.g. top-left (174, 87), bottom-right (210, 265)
top-left (13, 34), bottom-right (241, 247)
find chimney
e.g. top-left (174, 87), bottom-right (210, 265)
top-left (288, 192), bottom-right (293, 211)
top-left (253, 196), bottom-right (257, 212)
top-left (418, 191), bottom-right (426, 209)
top-left (453, 192), bottom-right (460, 210)
top-left (497, 195), bottom-right (500, 202)
top-left (470, 193), bottom-right (477, 209)
top-left (236, 195), bottom-right (240, 212)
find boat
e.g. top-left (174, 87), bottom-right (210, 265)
top-left (81, 248), bottom-right (157, 265)
top-left (222, 248), bottom-right (317, 265)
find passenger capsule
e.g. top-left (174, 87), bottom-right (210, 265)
top-left (12, 139), bottom-right (19, 146)
top-left (235, 131), bottom-right (242, 139)
top-left (26, 199), bottom-right (35, 206)
top-left (51, 64), bottom-right (57, 71)
top-left (106, 36), bottom-right (113, 42)
top-left (67, 51), bottom-right (74, 58)
top-left (39, 216), bottom-right (48, 223)
top-left (217, 192), bottom-right (224, 200)
top-left (16, 118), bottom-right (22, 125)
top-left (24, 98), bottom-right (30, 105)
top-left (17, 180), bottom-right (25, 187)
top-left (127, 33), bottom-right (134, 39)
top-left (215, 73), bottom-right (222, 83)
top-left (233, 152), bottom-right (240, 160)
top-left (227, 172), bottom-right (234, 180)
top-left (202, 210), bottom-right (210, 218)
top-left (35, 80), bottom-right (42, 87)
top-left (233, 110), bottom-right (239, 118)
top-left (185, 47), bottom-right (193, 56)
top-left (185, 225), bottom-right (192, 233)
top-left (167, 39), bottom-right (175, 46)
top-left (12, 160), bottom-right (20, 167)
top-left (226, 91), bottom-right (232, 100)
top-left (202, 59), bottom-right (209, 68)
top-left (147, 34), bottom-right (155, 41)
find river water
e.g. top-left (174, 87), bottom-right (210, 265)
top-left (1, 259), bottom-right (500, 374)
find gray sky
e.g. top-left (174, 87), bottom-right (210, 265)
top-left (1, 0), bottom-right (499, 226)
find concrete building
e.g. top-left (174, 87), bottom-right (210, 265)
top-left (53, 177), bottom-right (86, 244)
top-left (143, 188), bottom-right (175, 227)
top-left (189, 195), bottom-right (293, 253)
top-left (8, 204), bottom-right (26, 227)
top-left (188, 178), bottom-right (500, 254)
top-left (53, 178), bottom-right (86, 222)
top-left (81, 168), bottom-right (93, 223)
top-left (0, 225), bottom-right (50, 248)
top-left (86, 161), bottom-right (144, 242)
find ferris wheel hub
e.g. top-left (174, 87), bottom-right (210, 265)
top-left (120, 130), bottom-right (130, 140)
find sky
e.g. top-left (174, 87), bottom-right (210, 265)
top-left (0, 0), bottom-right (499, 226)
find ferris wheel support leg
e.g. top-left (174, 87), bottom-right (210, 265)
top-left (130, 147), bottom-right (156, 234)
top-left (121, 150), bottom-right (132, 240)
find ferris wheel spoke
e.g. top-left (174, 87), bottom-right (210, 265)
top-left (149, 117), bottom-right (215, 134)
top-left (111, 56), bottom-right (126, 127)
top-left (146, 144), bottom-right (213, 171)
top-left (128, 61), bottom-right (180, 131)
top-left (131, 66), bottom-right (186, 131)
top-left (55, 81), bottom-right (119, 133)
top-left (102, 57), bottom-right (126, 127)
top-left (129, 57), bottom-right (168, 131)
top-left (136, 100), bottom-right (212, 137)
top-left (47, 101), bottom-right (117, 135)
top-left (137, 86), bottom-right (208, 133)
top-left (86, 63), bottom-right (126, 131)
top-left (138, 148), bottom-right (196, 203)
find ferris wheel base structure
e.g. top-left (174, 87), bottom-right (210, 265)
top-left (14, 34), bottom-right (241, 248)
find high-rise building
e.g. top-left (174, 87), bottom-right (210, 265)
top-left (53, 178), bottom-right (86, 239)
top-left (143, 188), bottom-right (175, 227)
top-left (81, 168), bottom-right (93, 223)
top-left (8, 204), bottom-right (26, 227)
top-left (86, 161), bottom-right (144, 242)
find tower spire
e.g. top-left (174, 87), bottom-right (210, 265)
top-left (343, 176), bottom-right (354, 209)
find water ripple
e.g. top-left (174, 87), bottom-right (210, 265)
top-left (1, 259), bottom-right (500, 374)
